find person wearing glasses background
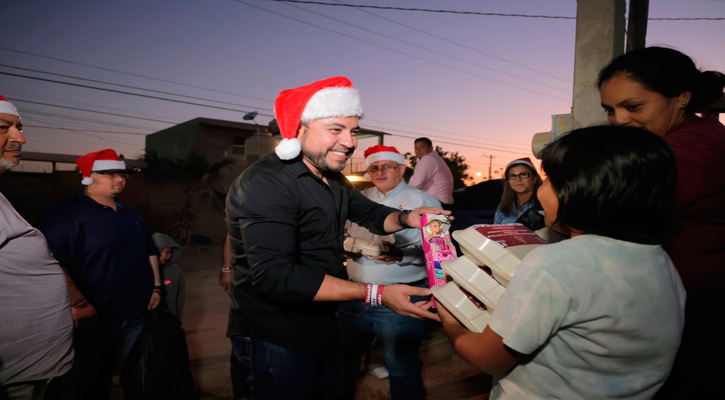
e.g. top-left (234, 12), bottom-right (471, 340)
top-left (39, 149), bottom-right (162, 400)
top-left (493, 157), bottom-right (542, 225)
top-left (338, 145), bottom-right (440, 400)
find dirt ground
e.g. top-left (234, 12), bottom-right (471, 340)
top-left (112, 244), bottom-right (491, 400)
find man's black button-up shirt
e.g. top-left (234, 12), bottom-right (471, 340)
top-left (226, 153), bottom-right (396, 355)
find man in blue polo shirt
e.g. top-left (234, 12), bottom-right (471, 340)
top-left (40, 149), bottom-right (161, 400)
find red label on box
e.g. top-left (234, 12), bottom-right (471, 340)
top-left (459, 286), bottom-right (487, 311)
top-left (474, 224), bottom-right (548, 248)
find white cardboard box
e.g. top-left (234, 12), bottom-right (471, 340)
top-left (431, 281), bottom-right (491, 333)
top-left (440, 256), bottom-right (507, 311)
top-left (452, 224), bottom-right (547, 287)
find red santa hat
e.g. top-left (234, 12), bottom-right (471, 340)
top-left (364, 145), bottom-right (405, 168)
top-left (76, 149), bottom-right (127, 185)
top-left (0, 94), bottom-right (19, 117)
top-left (363, 145), bottom-right (405, 179)
top-left (274, 76), bottom-right (363, 160)
top-left (506, 157), bottom-right (535, 170)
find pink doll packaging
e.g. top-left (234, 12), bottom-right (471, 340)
top-left (420, 213), bottom-right (457, 306)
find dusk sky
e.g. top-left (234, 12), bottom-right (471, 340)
top-left (2, 0), bottom-right (724, 181)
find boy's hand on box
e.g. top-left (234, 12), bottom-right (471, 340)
top-left (382, 284), bottom-right (441, 321)
top-left (407, 207), bottom-right (453, 228)
top-left (436, 301), bottom-right (463, 328)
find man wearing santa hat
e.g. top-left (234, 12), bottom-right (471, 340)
top-left (39, 149), bottom-right (161, 400)
top-left (338, 145), bottom-right (440, 400)
top-left (225, 77), bottom-right (448, 399)
top-left (0, 95), bottom-right (74, 399)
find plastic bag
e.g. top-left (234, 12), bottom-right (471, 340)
top-left (120, 307), bottom-right (194, 400)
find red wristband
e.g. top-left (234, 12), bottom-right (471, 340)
top-left (376, 285), bottom-right (385, 306)
top-left (363, 283), bottom-right (373, 306)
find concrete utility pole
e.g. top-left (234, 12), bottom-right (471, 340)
top-left (532, 0), bottom-right (627, 157)
top-left (482, 154), bottom-right (496, 180)
top-left (571, 0), bottom-right (626, 131)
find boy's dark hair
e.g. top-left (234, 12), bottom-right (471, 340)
top-left (414, 137), bottom-right (432, 147)
top-left (597, 46), bottom-right (725, 113)
top-left (540, 125), bottom-right (677, 244)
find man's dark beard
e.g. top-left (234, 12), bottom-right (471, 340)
top-left (301, 146), bottom-right (349, 173)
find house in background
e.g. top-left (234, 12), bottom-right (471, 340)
top-left (145, 117), bottom-right (277, 167)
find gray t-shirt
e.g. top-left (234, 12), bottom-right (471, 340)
top-left (0, 192), bottom-right (74, 384)
top-left (490, 234), bottom-right (686, 399)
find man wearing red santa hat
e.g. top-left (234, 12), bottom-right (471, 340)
top-left (225, 76), bottom-right (448, 399)
top-left (40, 149), bottom-right (161, 400)
top-left (338, 145), bottom-right (441, 400)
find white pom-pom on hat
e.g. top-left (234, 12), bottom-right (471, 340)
top-left (275, 138), bottom-right (302, 160)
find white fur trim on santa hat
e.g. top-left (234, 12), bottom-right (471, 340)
top-left (300, 87), bottom-right (363, 124)
top-left (275, 138), bottom-right (302, 160)
top-left (506, 157), bottom-right (535, 170)
top-left (91, 159), bottom-right (126, 172)
top-left (80, 159), bottom-right (127, 185)
top-left (0, 99), bottom-right (19, 116)
top-left (365, 151), bottom-right (405, 169)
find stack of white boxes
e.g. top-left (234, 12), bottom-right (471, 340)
top-left (430, 224), bottom-right (551, 332)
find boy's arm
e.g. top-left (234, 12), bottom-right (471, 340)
top-left (438, 302), bottom-right (519, 375)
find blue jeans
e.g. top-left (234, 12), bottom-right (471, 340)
top-left (230, 336), bottom-right (345, 400)
top-left (46, 317), bottom-right (145, 400)
top-left (337, 287), bottom-right (426, 400)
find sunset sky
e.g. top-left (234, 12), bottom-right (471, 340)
top-left (2, 0), bottom-right (723, 182)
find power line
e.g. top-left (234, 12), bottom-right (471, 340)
top-left (365, 124), bottom-right (531, 156)
top-left (281, 2), bottom-right (570, 93)
top-left (20, 110), bottom-right (163, 132)
top-left (0, 71), bottom-right (274, 116)
top-left (0, 47), bottom-right (274, 103)
top-left (271, 1), bottom-right (576, 19)
top-left (24, 125), bottom-right (148, 136)
top-left (363, 117), bottom-right (533, 149)
top-left (16, 96), bottom-right (532, 157)
top-left (365, 123), bottom-right (531, 153)
top-left (334, 0), bottom-right (570, 83)
top-left (272, 1), bottom-right (725, 20)
top-left (0, 64), bottom-right (276, 113)
top-left (233, 0), bottom-right (570, 102)
top-left (9, 98), bottom-right (179, 124)
top-left (1, 49), bottom-right (555, 147)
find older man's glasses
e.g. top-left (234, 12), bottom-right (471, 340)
top-left (367, 164), bottom-right (400, 174)
top-left (94, 171), bottom-right (129, 180)
top-left (507, 172), bottom-right (532, 180)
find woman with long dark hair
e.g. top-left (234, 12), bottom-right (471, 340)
top-left (599, 46), bottom-right (725, 398)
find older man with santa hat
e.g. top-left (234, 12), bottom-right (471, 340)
top-left (338, 145), bottom-right (440, 400)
